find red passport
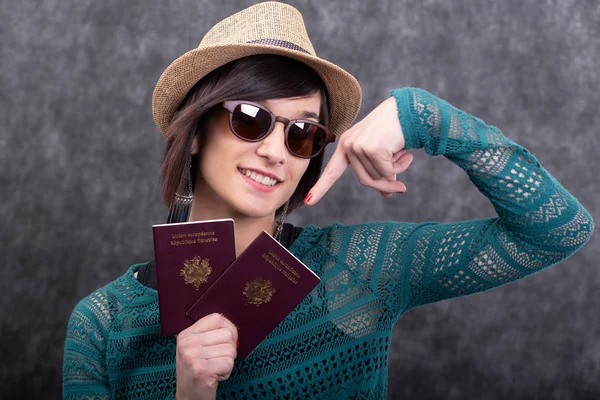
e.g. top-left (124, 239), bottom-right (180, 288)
top-left (152, 219), bottom-right (236, 335)
top-left (186, 230), bottom-right (320, 359)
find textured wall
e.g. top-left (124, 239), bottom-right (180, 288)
top-left (1, 0), bottom-right (598, 398)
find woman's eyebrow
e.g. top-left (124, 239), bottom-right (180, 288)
top-left (300, 111), bottom-right (320, 120)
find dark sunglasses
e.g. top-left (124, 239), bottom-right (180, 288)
top-left (221, 100), bottom-right (335, 159)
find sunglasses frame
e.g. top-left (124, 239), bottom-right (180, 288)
top-left (222, 100), bottom-right (335, 159)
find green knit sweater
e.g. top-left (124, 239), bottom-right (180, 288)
top-left (62, 88), bottom-right (594, 399)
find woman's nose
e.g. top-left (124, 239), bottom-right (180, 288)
top-left (256, 121), bottom-right (288, 163)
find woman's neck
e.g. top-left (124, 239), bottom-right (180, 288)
top-left (187, 202), bottom-right (278, 257)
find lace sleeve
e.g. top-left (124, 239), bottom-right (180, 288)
top-left (62, 290), bottom-right (112, 399)
top-left (327, 88), bottom-right (594, 321)
top-left (393, 87), bottom-right (594, 312)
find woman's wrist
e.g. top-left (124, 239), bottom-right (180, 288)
top-left (389, 87), bottom-right (422, 150)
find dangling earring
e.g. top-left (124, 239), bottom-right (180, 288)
top-left (274, 199), bottom-right (290, 242)
top-left (166, 156), bottom-right (193, 224)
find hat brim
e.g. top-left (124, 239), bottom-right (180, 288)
top-left (152, 43), bottom-right (362, 139)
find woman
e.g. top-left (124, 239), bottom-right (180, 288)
top-left (62, 2), bottom-right (594, 399)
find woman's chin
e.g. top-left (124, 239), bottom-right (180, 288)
top-left (234, 204), bottom-right (279, 219)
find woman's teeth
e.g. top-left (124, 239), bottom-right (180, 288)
top-left (239, 168), bottom-right (279, 187)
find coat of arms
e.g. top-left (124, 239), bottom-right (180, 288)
top-left (243, 276), bottom-right (276, 305)
top-left (180, 256), bottom-right (211, 290)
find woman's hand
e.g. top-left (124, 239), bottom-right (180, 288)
top-left (175, 313), bottom-right (238, 400)
top-left (305, 96), bottom-right (414, 204)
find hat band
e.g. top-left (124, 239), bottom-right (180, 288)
top-left (247, 38), bottom-right (310, 54)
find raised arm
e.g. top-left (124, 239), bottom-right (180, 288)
top-left (308, 87), bottom-right (593, 321)
top-left (392, 87), bottom-right (593, 315)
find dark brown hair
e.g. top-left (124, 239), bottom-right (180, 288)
top-left (159, 54), bottom-right (330, 219)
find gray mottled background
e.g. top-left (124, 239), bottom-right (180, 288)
top-left (1, 0), bottom-right (598, 398)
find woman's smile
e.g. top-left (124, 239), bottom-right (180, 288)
top-left (238, 167), bottom-right (282, 193)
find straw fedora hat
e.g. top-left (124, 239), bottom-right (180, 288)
top-left (152, 1), bottom-right (362, 139)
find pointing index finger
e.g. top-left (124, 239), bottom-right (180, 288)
top-left (305, 146), bottom-right (349, 205)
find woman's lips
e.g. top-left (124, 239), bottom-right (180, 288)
top-left (238, 169), bottom-right (280, 193)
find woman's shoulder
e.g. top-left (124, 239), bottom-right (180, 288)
top-left (67, 263), bottom-right (157, 329)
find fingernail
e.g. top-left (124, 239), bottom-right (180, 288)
top-left (236, 339), bottom-right (239, 348)
top-left (304, 193), bottom-right (313, 204)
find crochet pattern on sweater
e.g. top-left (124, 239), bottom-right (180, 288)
top-left (63, 88), bottom-right (593, 399)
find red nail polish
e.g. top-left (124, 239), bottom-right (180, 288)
top-left (236, 339), bottom-right (239, 348)
top-left (304, 193), bottom-right (313, 203)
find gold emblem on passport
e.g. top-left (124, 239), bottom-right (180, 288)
top-left (243, 277), bottom-right (276, 306)
top-left (180, 256), bottom-right (212, 290)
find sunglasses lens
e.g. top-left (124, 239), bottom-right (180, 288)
top-left (287, 121), bottom-right (327, 158)
top-left (231, 103), bottom-right (271, 140)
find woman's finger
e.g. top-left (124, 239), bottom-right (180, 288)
top-left (380, 153), bottom-right (413, 196)
top-left (392, 148), bottom-right (407, 162)
top-left (347, 152), bottom-right (406, 193)
top-left (197, 343), bottom-right (237, 361)
top-left (185, 313), bottom-right (238, 341)
top-left (356, 150), bottom-right (384, 180)
top-left (380, 175), bottom-right (398, 197)
top-left (305, 144), bottom-right (349, 205)
top-left (353, 143), bottom-right (407, 180)
top-left (380, 151), bottom-right (414, 176)
top-left (205, 357), bottom-right (235, 380)
top-left (369, 149), bottom-right (409, 177)
top-left (191, 328), bottom-right (236, 347)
